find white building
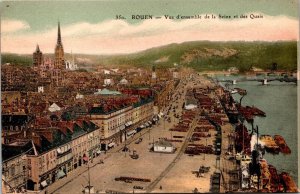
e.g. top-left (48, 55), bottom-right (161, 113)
top-left (119, 78), bottom-right (128, 85)
top-left (152, 72), bottom-right (157, 79)
top-left (173, 71), bottom-right (179, 79)
top-left (38, 86), bottom-right (44, 93)
top-left (75, 93), bottom-right (84, 99)
top-left (154, 139), bottom-right (175, 153)
top-left (103, 70), bottom-right (111, 75)
top-left (65, 52), bottom-right (78, 71)
top-left (111, 68), bottom-right (119, 73)
top-left (48, 103), bottom-right (61, 112)
top-left (104, 79), bottom-right (114, 86)
top-left (184, 104), bottom-right (197, 110)
top-left (65, 61), bottom-right (78, 70)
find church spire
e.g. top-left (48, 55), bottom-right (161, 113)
top-left (36, 44), bottom-right (40, 52)
top-left (54, 20), bottom-right (65, 70)
top-left (57, 21), bottom-right (62, 45)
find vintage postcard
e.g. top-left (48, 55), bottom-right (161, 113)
top-left (1, 0), bottom-right (299, 193)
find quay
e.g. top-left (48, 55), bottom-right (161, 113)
top-left (39, 74), bottom-right (235, 193)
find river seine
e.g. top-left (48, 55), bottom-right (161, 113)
top-left (215, 74), bottom-right (298, 185)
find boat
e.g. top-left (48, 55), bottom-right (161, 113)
top-left (279, 172), bottom-right (298, 192)
top-left (260, 159), bottom-right (270, 187)
top-left (273, 135), bottom-right (291, 154)
top-left (259, 135), bottom-right (280, 154)
top-left (238, 105), bottom-right (266, 123)
top-left (268, 164), bottom-right (284, 192)
top-left (235, 124), bottom-right (251, 155)
top-left (230, 89), bottom-right (238, 94)
top-left (249, 106), bottom-right (266, 117)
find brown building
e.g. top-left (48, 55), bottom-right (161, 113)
top-left (152, 80), bottom-right (174, 111)
top-left (89, 93), bottom-right (154, 150)
top-left (2, 140), bottom-right (33, 193)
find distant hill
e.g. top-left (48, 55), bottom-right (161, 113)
top-left (102, 41), bottom-right (297, 72)
top-left (2, 41), bottom-right (297, 71)
top-left (1, 53), bottom-right (33, 67)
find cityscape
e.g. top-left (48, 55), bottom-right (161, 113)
top-left (1, 1), bottom-right (299, 194)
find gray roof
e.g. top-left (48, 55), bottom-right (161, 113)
top-left (94, 88), bottom-right (121, 95)
top-left (154, 139), bottom-right (174, 147)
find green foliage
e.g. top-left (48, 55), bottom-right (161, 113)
top-left (99, 41), bottom-right (297, 71)
top-left (1, 53), bottom-right (32, 66)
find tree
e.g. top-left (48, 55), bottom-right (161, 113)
top-left (271, 63), bottom-right (278, 71)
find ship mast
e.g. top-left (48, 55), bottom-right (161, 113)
top-left (242, 124), bottom-right (244, 152)
top-left (256, 125), bottom-right (260, 192)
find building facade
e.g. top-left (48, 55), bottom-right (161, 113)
top-left (2, 154), bottom-right (28, 193)
top-left (90, 98), bottom-right (154, 150)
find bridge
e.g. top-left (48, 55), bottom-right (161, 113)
top-left (216, 77), bottom-right (297, 85)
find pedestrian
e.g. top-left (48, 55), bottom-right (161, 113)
top-left (159, 185), bottom-right (162, 190)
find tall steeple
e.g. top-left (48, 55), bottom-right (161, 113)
top-left (57, 21), bottom-right (62, 45)
top-left (36, 44), bottom-right (40, 52)
top-left (54, 21), bottom-right (65, 69)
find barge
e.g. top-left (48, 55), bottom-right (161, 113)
top-left (259, 135), bottom-right (280, 154)
top-left (274, 135), bottom-right (291, 154)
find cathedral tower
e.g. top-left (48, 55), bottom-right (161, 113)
top-left (33, 44), bottom-right (43, 67)
top-left (54, 22), bottom-right (65, 69)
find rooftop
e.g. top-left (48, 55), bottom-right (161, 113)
top-left (94, 88), bottom-right (121, 95)
top-left (155, 139), bottom-right (174, 147)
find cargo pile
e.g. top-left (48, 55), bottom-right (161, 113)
top-left (170, 110), bottom-right (195, 132)
top-left (115, 176), bottom-right (151, 183)
top-left (185, 144), bottom-right (214, 155)
top-left (169, 125), bottom-right (189, 132)
top-left (193, 127), bottom-right (210, 132)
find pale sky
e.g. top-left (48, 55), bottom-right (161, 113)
top-left (1, 0), bottom-right (299, 54)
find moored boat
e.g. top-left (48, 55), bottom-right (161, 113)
top-left (279, 172), bottom-right (298, 193)
top-left (259, 135), bottom-right (280, 154)
top-left (274, 135), bottom-right (291, 154)
top-left (268, 164), bottom-right (284, 192)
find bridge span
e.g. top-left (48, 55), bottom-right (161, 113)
top-left (216, 77), bottom-right (297, 85)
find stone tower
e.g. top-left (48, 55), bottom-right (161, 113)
top-left (33, 44), bottom-right (43, 67)
top-left (54, 22), bottom-right (65, 69)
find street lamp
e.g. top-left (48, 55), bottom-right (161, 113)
top-left (163, 117), bottom-right (166, 131)
top-left (203, 138), bottom-right (207, 160)
top-left (87, 164), bottom-right (91, 194)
